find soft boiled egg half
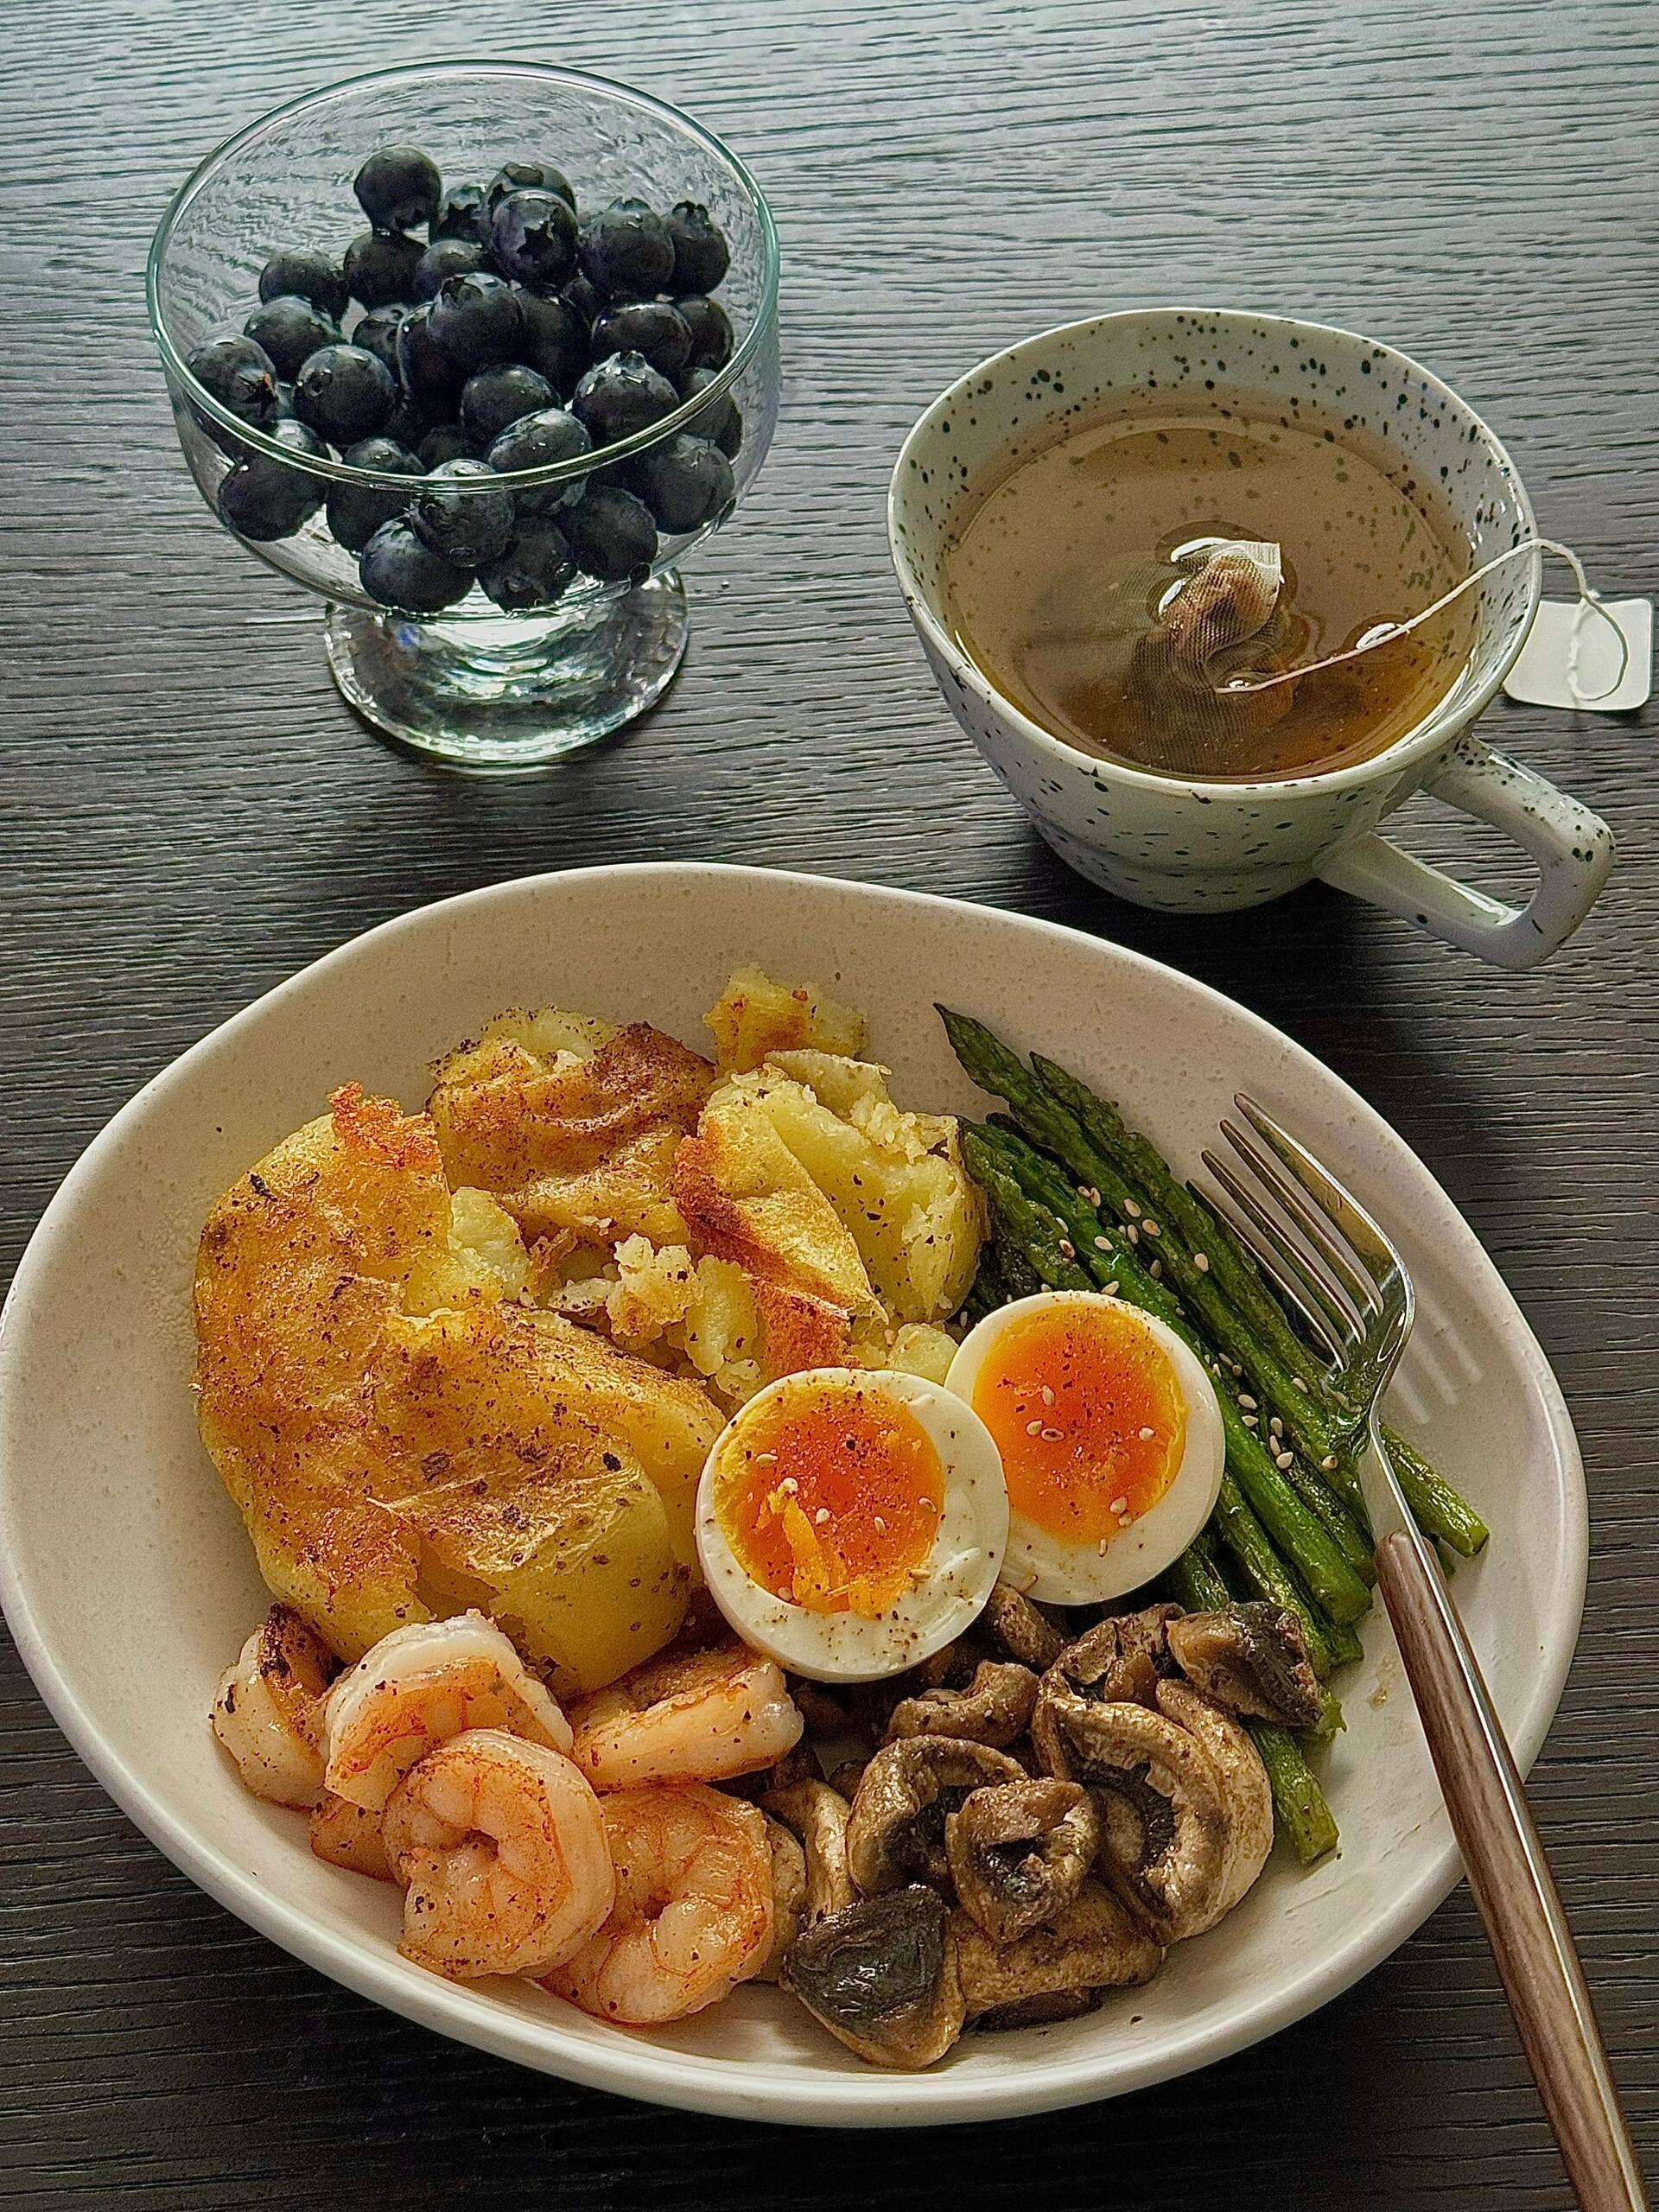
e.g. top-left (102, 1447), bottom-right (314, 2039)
top-left (945, 1291), bottom-right (1224, 1605)
top-left (696, 1368), bottom-right (1008, 1682)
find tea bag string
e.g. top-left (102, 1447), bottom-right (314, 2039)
top-left (1217, 537), bottom-right (1630, 706)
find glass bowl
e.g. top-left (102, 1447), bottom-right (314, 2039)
top-left (148, 61), bottom-right (779, 772)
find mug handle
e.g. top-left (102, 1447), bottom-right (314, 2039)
top-left (1315, 736), bottom-right (1615, 969)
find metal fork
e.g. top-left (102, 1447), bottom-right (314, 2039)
top-left (1204, 1096), bottom-right (1648, 2212)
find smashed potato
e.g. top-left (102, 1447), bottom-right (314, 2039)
top-left (429, 1011), bottom-right (714, 1247)
top-left (194, 1084), bottom-right (719, 1690)
top-left (705, 964), bottom-right (866, 1075)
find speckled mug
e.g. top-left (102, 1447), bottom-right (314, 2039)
top-left (889, 310), bottom-right (1614, 969)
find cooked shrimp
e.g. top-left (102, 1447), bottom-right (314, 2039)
top-left (212, 1605), bottom-right (337, 1808)
top-left (323, 1611), bottom-right (572, 1812)
top-left (380, 1728), bottom-right (614, 1980)
top-left (309, 1791), bottom-right (395, 1883)
top-left (568, 1641), bottom-right (803, 1789)
top-left (547, 1783), bottom-right (774, 2024)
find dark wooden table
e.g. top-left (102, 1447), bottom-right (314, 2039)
top-left (4, 1), bottom-right (1655, 2202)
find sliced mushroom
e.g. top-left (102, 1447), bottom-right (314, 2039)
top-left (1032, 1677), bottom-right (1231, 1942)
top-left (1157, 1679), bottom-right (1274, 1924)
top-left (973, 1987), bottom-right (1101, 2032)
top-left (1045, 1604), bottom-right (1183, 1707)
top-left (763, 1778), bottom-right (856, 1922)
top-left (982, 1581), bottom-right (1069, 1672)
top-left (846, 1737), bottom-right (1027, 1894)
top-left (781, 1886), bottom-right (966, 2069)
top-left (755, 1815), bottom-right (810, 1982)
top-left (944, 1778), bottom-right (1102, 1944)
top-left (956, 1880), bottom-right (1162, 2020)
top-left (1166, 1603), bottom-right (1323, 1731)
top-left (885, 1660), bottom-right (1039, 1750)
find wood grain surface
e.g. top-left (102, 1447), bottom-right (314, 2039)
top-left (3, 0), bottom-right (1655, 2203)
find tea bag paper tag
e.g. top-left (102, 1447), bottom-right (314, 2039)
top-left (1503, 597), bottom-right (1652, 712)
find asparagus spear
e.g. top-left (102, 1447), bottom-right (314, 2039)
top-left (1163, 1538), bottom-right (1341, 1866)
top-left (961, 1124), bottom-right (1372, 1627)
top-left (961, 1130), bottom-right (1365, 1668)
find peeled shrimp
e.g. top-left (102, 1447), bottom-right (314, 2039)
top-left (568, 1641), bottom-right (803, 1790)
top-left (381, 1727), bottom-right (614, 1980)
top-left (323, 1611), bottom-right (572, 1812)
top-left (547, 1783), bottom-right (774, 2024)
top-left (212, 1605), bottom-right (337, 1808)
top-left (309, 1791), bottom-right (395, 1883)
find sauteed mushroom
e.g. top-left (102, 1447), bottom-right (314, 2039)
top-left (846, 1737), bottom-right (1027, 1894)
top-left (1033, 1677), bottom-right (1236, 1941)
top-left (944, 1778), bottom-right (1102, 1944)
top-left (982, 1582), bottom-right (1068, 1672)
top-left (763, 1778), bottom-right (856, 1922)
top-left (1157, 1680), bottom-right (1273, 1923)
top-left (956, 1881), bottom-right (1162, 2019)
top-left (1166, 1604), bottom-right (1323, 1732)
top-left (756, 1815), bottom-right (810, 1981)
top-left (973, 1988), bottom-right (1100, 2032)
top-left (781, 1886), bottom-right (966, 2069)
top-left (885, 1661), bottom-right (1039, 1750)
top-left (1045, 1605), bottom-right (1182, 1707)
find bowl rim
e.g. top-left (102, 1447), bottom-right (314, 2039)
top-left (886, 306), bottom-right (1542, 800)
top-left (0, 862), bottom-right (1589, 2126)
top-left (147, 59), bottom-right (779, 493)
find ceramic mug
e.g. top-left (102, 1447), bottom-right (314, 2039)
top-left (888, 309), bottom-right (1615, 969)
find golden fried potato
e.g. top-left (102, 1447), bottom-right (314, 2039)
top-left (194, 1084), bottom-right (719, 1689)
top-left (705, 965), bottom-right (866, 1075)
top-left (429, 1011), bottom-right (714, 1247)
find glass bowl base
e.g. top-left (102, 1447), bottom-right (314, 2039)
top-left (324, 571), bottom-right (689, 772)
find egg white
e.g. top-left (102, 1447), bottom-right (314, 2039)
top-left (945, 1292), bottom-right (1224, 1605)
top-left (695, 1367), bottom-right (1009, 1683)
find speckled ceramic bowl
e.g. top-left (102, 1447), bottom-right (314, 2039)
top-left (0, 866), bottom-right (1587, 2126)
top-left (890, 310), bottom-right (1614, 969)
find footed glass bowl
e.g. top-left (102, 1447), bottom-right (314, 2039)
top-left (148, 62), bottom-right (779, 771)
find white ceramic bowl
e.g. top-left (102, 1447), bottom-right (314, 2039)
top-left (0, 864), bottom-right (1586, 2127)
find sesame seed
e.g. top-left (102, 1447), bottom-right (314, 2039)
top-left (1243, 1414), bottom-right (1259, 1427)
top-left (1275, 1451), bottom-right (1294, 1470)
top-left (922, 1497), bottom-right (938, 1512)
top-left (1041, 1427), bottom-right (1064, 1442)
top-left (1118, 1510), bottom-right (1133, 1526)
top-left (755, 1452), bottom-right (778, 1464)
top-left (1125, 1224), bottom-right (1139, 1244)
top-left (1321, 1454), bottom-right (1338, 1471)
top-left (1097, 1538), bottom-right (1109, 1555)
top-left (874, 1516), bottom-right (887, 1535)
top-left (1292, 1376), bottom-right (1308, 1393)
top-left (1269, 1416), bottom-right (1284, 1436)
top-left (1142, 1219), bottom-right (1161, 1237)
top-left (1149, 1259), bottom-right (1162, 1278)
top-left (1124, 1198), bottom-right (1142, 1218)
top-left (1041, 1386), bottom-right (1056, 1406)
top-left (1082, 1185), bottom-right (1101, 1206)
top-left (1238, 1393), bottom-right (1257, 1410)
top-left (1109, 1496), bottom-right (1128, 1515)
top-left (815, 1508), bottom-right (831, 1526)
top-left (1094, 1235), bottom-right (1113, 1252)
top-left (1027, 1420), bottom-right (1045, 1436)
top-left (1104, 1281), bottom-right (1120, 1295)
top-left (780, 1477), bottom-right (799, 1495)
top-left (1058, 1238), bottom-right (1077, 1260)
top-left (1138, 1426), bottom-right (1156, 1440)
top-left (1194, 1251), bottom-right (1210, 1271)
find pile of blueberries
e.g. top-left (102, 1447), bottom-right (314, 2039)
top-left (185, 145), bottom-right (741, 614)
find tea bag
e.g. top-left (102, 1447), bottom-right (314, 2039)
top-left (1126, 540), bottom-right (1302, 773)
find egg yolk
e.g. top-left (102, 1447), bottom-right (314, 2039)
top-left (714, 1381), bottom-right (945, 1617)
top-left (972, 1305), bottom-right (1185, 1546)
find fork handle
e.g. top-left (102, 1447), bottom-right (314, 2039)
top-left (1377, 1529), bottom-right (1649, 2209)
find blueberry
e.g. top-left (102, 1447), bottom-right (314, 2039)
top-left (396, 303), bottom-right (465, 420)
top-left (410, 458), bottom-right (516, 565)
top-left (626, 433), bottom-right (734, 533)
top-left (460, 365), bottom-right (556, 450)
top-left (415, 237), bottom-right (486, 300)
top-left (514, 289), bottom-right (587, 393)
top-left (488, 189), bottom-right (578, 291)
top-left (344, 229), bottom-right (424, 309)
top-left (486, 406), bottom-right (591, 513)
top-left (188, 334), bottom-right (280, 432)
top-left (217, 417), bottom-right (327, 541)
top-left (428, 270), bottom-right (524, 372)
top-left (293, 343), bottom-right (397, 445)
top-left (257, 248), bottom-right (349, 320)
top-left (271, 380), bottom-right (296, 421)
top-left (677, 295), bottom-right (734, 371)
top-left (353, 146), bottom-right (442, 233)
top-left (678, 365), bottom-right (742, 458)
top-left (244, 295), bottom-right (338, 378)
top-left (571, 351), bottom-right (680, 448)
top-left (351, 305), bottom-right (406, 376)
top-left (432, 182), bottom-right (487, 241)
top-left (561, 270), bottom-right (605, 328)
top-left (359, 518), bottom-right (474, 612)
top-left (487, 162), bottom-right (575, 212)
top-left (589, 301), bottom-right (692, 381)
top-left (381, 394), bottom-right (427, 449)
top-left (480, 519), bottom-right (576, 611)
top-left (325, 435), bottom-right (423, 551)
top-left (563, 484), bottom-right (658, 582)
top-left (664, 202), bottom-right (729, 296)
top-left (577, 198), bottom-right (674, 300)
top-left (417, 424), bottom-right (471, 469)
